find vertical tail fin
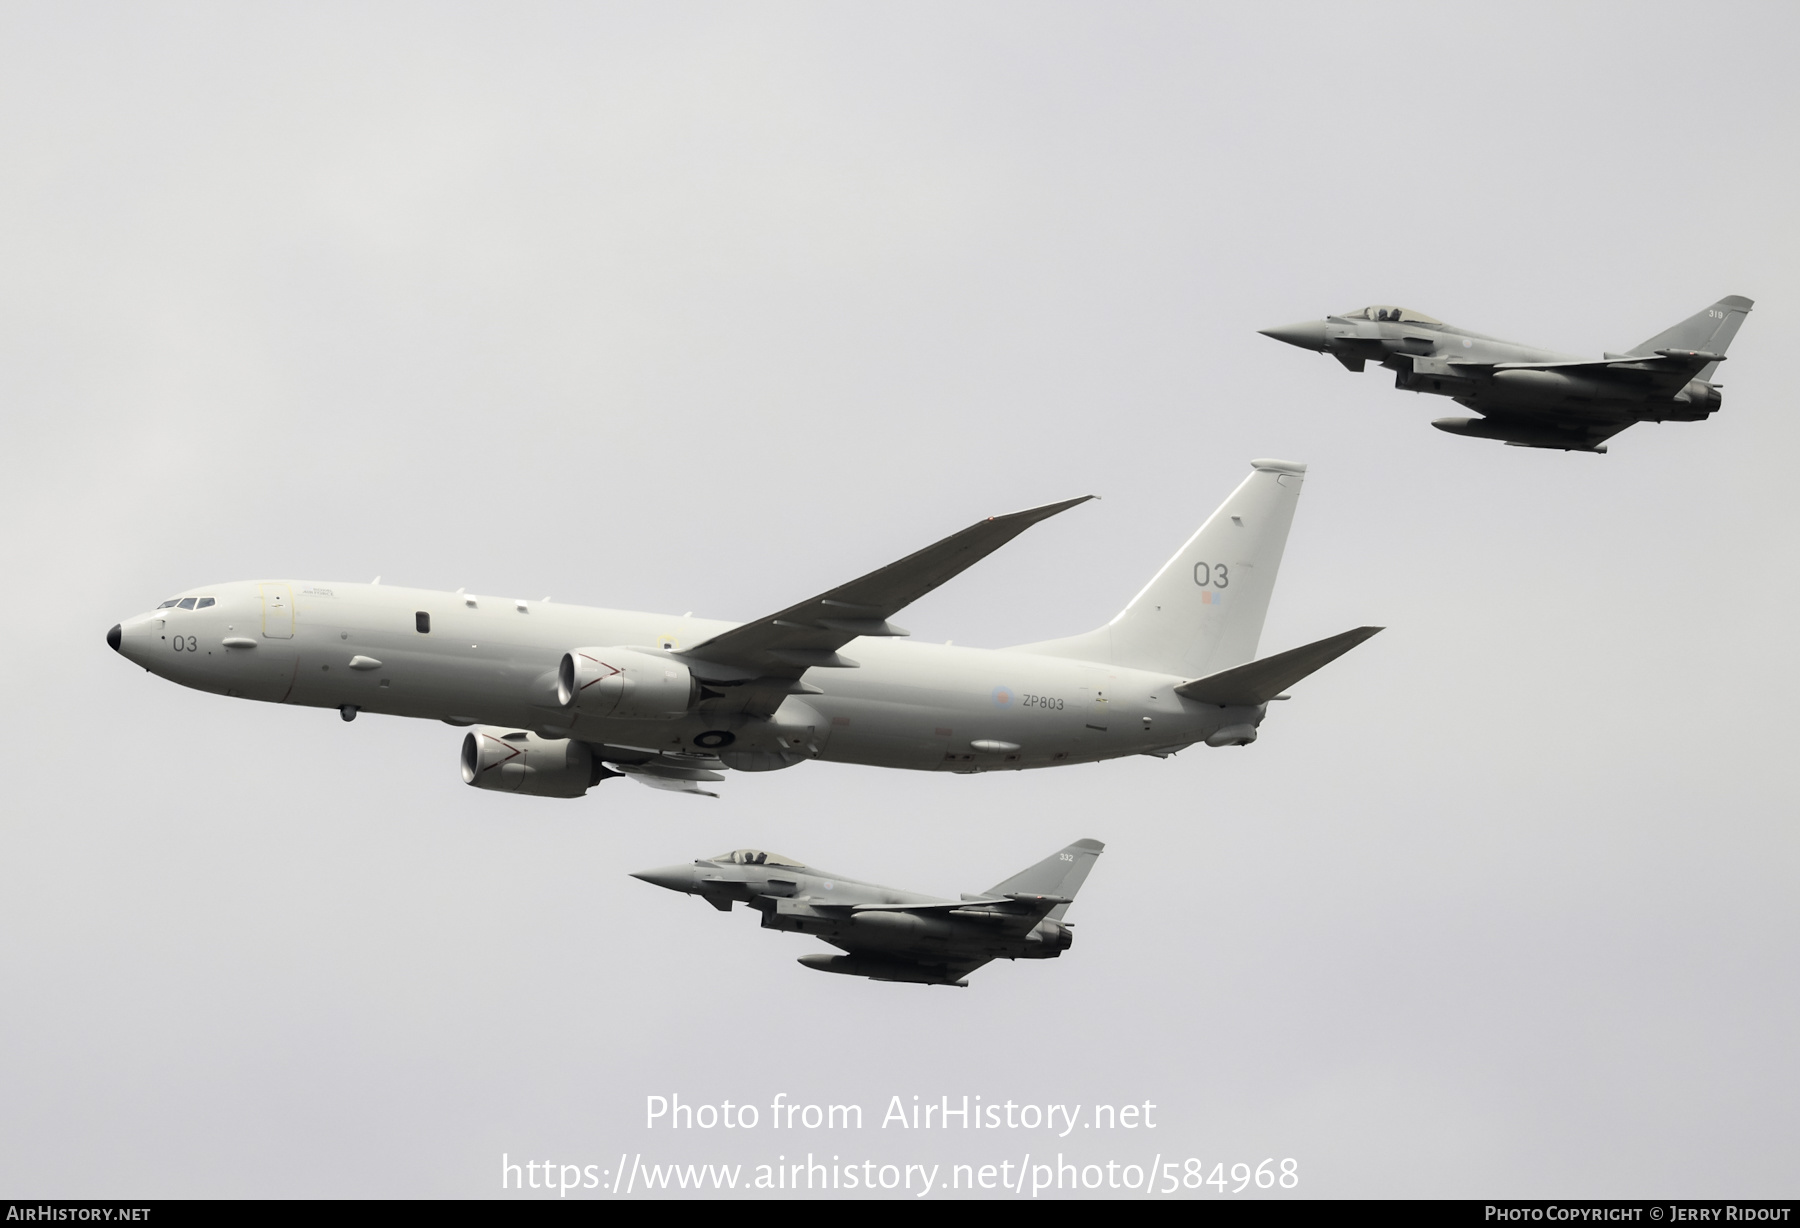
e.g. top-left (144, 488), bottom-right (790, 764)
top-left (1013, 459), bottom-right (1306, 678)
top-left (1630, 296), bottom-right (1753, 380)
top-left (985, 839), bottom-right (1104, 920)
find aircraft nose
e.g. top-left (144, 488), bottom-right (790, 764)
top-left (631, 865), bottom-right (697, 893)
top-left (1258, 320), bottom-right (1331, 351)
top-left (107, 624), bottom-right (122, 652)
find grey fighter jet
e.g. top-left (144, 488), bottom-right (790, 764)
top-left (1260, 296), bottom-right (1753, 453)
top-left (632, 840), bottom-right (1104, 987)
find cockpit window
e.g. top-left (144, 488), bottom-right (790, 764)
top-left (1336, 306), bottom-right (1442, 324)
top-left (195, 597), bottom-right (215, 609)
top-left (157, 599), bottom-right (180, 609)
top-left (710, 848), bottom-right (805, 868)
top-left (176, 598), bottom-right (198, 610)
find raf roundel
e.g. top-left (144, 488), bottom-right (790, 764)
top-left (992, 686), bottom-right (1014, 707)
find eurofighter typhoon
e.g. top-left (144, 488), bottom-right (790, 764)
top-left (633, 841), bottom-right (1104, 986)
top-left (108, 460), bottom-right (1380, 799)
top-left (1260, 296), bottom-right (1752, 453)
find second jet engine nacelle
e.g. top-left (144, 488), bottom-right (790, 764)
top-left (461, 727), bottom-right (607, 798)
top-left (556, 646), bottom-right (697, 720)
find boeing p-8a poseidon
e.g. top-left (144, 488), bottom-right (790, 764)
top-left (108, 460), bottom-right (1379, 799)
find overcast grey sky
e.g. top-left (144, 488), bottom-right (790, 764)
top-left (2, 0), bottom-right (1796, 1199)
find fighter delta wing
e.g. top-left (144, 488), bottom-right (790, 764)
top-left (1261, 296), bottom-right (1753, 453)
top-left (632, 840), bottom-right (1105, 987)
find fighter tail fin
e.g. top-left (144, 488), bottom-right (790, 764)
top-left (984, 839), bottom-right (1104, 920)
top-left (1011, 459), bottom-right (1306, 679)
top-left (1630, 295), bottom-right (1753, 379)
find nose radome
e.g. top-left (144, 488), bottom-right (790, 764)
top-left (107, 624), bottom-right (122, 652)
top-left (1258, 320), bottom-right (1331, 351)
top-left (631, 866), bottom-right (697, 893)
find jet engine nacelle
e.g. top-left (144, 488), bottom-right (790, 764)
top-left (556, 647), bottom-right (697, 720)
top-left (460, 727), bottom-right (607, 798)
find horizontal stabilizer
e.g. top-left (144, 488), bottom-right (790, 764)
top-left (1176, 626), bottom-right (1382, 705)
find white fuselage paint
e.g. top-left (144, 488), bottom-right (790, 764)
top-left (115, 580), bottom-right (1263, 775)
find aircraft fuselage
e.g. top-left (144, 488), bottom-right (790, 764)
top-left (113, 580), bottom-right (1261, 775)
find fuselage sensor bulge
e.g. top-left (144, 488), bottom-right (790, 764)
top-left (109, 460), bottom-right (1381, 800)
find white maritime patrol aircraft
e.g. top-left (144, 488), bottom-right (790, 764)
top-left (108, 460), bottom-right (1380, 799)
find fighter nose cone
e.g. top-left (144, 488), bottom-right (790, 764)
top-left (107, 624), bottom-right (122, 652)
top-left (1258, 320), bottom-right (1331, 351)
top-left (631, 866), bottom-right (696, 893)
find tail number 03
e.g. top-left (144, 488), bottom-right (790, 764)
top-left (172, 636), bottom-right (198, 652)
top-left (1193, 562), bottom-right (1229, 588)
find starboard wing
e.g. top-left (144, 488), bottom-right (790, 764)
top-left (677, 496), bottom-right (1094, 697)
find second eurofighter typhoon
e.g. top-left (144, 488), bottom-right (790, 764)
top-left (108, 460), bottom-right (1380, 799)
top-left (1261, 296), bottom-right (1752, 453)
top-left (633, 840), bottom-right (1104, 986)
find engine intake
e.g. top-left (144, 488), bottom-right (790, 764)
top-left (460, 727), bottom-right (609, 798)
top-left (556, 647), bottom-right (697, 721)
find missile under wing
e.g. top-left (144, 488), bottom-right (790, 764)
top-left (632, 840), bottom-right (1105, 987)
top-left (1260, 296), bottom-right (1753, 453)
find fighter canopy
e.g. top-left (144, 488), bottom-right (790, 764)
top-left (709, 849), bottom-right (805, 868)
top-left (1334, 306), bottom-right (1442, 323)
